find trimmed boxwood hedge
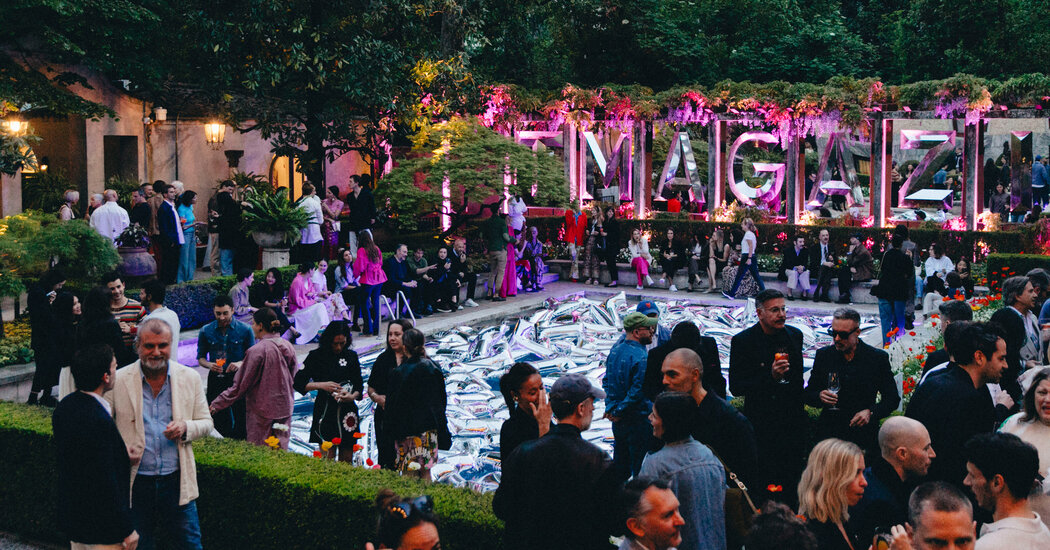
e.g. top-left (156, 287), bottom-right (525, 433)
top-left (985, 253), bottom-right (1050, 293)
top-left (517, 216), bottom-right (1038, 263)
top-left (0, 402), bottom-right (501, 549)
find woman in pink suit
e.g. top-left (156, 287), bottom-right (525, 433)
top-left (287, 262), bottom-right (331, 344)
top-left (353, 230), bottom-right (387, 336)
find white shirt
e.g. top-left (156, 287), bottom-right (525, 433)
top-left (142, 306), bottom-right (182, 345)
top-left (507, 197), bottom-right (528, 232)
top-left (1001, 415), bottom-right (1050, 487)
top-left (166, 199), bottom-right (185, 245)
top-left (300, 194), bottom-right (324, 244)
top-left (977, 513), bottom-right (1050, 549)
top-left (741, 230), bottom-right (757, 255)
top-left (925, 255), bottom-right (954, 280)
top-left (90, 201), bottom-right (130, 244)
top-left (628, 237), bottom-right (650, 259)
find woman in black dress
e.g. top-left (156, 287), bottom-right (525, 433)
top-left (294, 321), bottom-right (363, 462)
top-left (366, 318), bottom-right (413, 470)
top-left (602, 206), bottom-right (621, 288)
top-left (658, 227), bottom-right (684, 292)
top-left (76, 286), bottom-right (136, 367)
top-left (798, 438), bottom-right (868, 550)
top-left (250, 267), bottom-right (296, 338)
top-left (27, 267), bottom-right (66, 405)
top-left (498, 362), bottom-right (553, 459)
top-left (385, 327), bottom-right (450, 480)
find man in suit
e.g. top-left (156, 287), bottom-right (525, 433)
top-left (781, 235), bottom-right (810, 300)
top-left (810, 229), bottom-right (836, 302)
top-left (155, 182), bottom-right (185, 285)
top-left (729, 288), bottom-right (806, 504)
top-left (106, 318), bottom-right (213, 550)
top-left (804, 307), bottom-right (900, 453)
top-left (54, 344), bottom-right (139, 550)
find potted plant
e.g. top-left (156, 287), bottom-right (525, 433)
top-left (241, 189), bottom-right (311, 268)
top-left (114, 223), bottom-right (156, 277)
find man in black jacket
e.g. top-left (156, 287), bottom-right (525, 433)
top-left (804, 307), bottom-right (900, 453)
top-left (851, 417), bottom-right (936, 543)
top-left (989, 275), bottom-right (1041, 403)
top-left (53, 344), bottom-right (139, 550)
top-left (921, 299), bottom-right (973, 378)
top-left (660, 347), bottom-right (758, 489)
top-left (781, 235), bottom-right (810, 300)
top-left (343, 174), bottom-right (376, 253)
top-left (643, 321), bottom-right (726, 401)
top-left (906, 321), bottom-right (1013, 489)
top-left (729, 289), bottom-right (806, 503)
top-left (494, 374), bottom-right (618, 550)
top-left (214, 180), bottom-right (240, 277)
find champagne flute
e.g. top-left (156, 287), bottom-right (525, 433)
top-left (827, 372), bottom-right (841, 410)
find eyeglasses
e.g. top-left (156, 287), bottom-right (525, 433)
top-left (827, 327), bottom-right (859, 340)
top-left (760, 306), bottom-right (788, 314)
top-left (386, 496), bottom-right (434, 521)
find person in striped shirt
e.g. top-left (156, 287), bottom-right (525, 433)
top-left (103, 272), bottom-right (145, 354)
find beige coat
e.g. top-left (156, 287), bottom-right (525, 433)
top-left (105, 360), bottom-right (213, 506)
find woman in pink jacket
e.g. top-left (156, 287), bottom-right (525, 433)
top-left (353, 230), bottom-right (387, 336)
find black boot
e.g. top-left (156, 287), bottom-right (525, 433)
top-left (26, 391), bottom-right (39, 405)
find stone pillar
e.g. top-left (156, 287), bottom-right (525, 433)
top-left (785, 136), bottom-right (804, 223)
top-left (634, 120), bottom-right (649, 219)
top-left (963, 122), bottom-right (983, 230)
top-left (871, 114), bottom-right (891, 228)
top-left (0, 171), bottom-right (22, 217)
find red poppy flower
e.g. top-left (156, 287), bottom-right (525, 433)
top-left (313, 450), bottom-right (322, 458)
top-left (331, 437), bottom-right (342, 445)
top-left (366, 458), bottom-right (374, 466)
top-left (353, 444), bottom-right (363, 452)
top-left (909, 331), bottom-right (916, 336)
top-left (767, 484), bottom-right (783, 493)
top-left (926, 345), bottom-right (937, 353)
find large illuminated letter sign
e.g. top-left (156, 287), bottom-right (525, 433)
top-left (657, 131), bottom-right (705, 209)
top-left (807, 132), bottom-right (866, 209)
top-left (726, 131), bottom-right (785, 208)
top-left (583, 130), bottom-right (631, 201)
top-left (897, 130), bottom-right (955, 208)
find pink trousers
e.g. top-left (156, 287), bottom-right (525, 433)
top-left (246, 411), bottom-right (292, 450)
top-left (631, 257), bottom-right (649, 286)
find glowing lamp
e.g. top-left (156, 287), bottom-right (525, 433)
top-left (2, 118), bottom-right (28, 136)
top-left (204, 122), bottom-right (226, 149)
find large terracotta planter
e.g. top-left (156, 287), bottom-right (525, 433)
top-left (117, 247), bottom-right (157, 277)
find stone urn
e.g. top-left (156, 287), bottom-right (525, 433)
top-left (251, 231), bottom-right (291, 269)
top-left (117, 247), bottom-right (157, 277)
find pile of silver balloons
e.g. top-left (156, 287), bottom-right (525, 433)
top-left (287, 292), bottom-right (878, 492)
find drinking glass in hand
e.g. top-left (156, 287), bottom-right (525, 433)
top-left (827, 372), bottom-right (841, 410)
top-left (213, 349), bottom-right (227, 375)
top-left (775, 349), bottom-right (790, 384)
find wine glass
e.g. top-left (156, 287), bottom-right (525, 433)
top-left (827, 372), bottom-right (841, 410)
top-left (775, 347), bottom-right (790, 385)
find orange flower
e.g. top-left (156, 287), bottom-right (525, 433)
top-left (767, 484), bottom-right (783, 493)
top-left (930, 314), bottom-right (940, 319)
top-left (352, 432), bottom-right (365, 439)
top-left (926, 345), bottom-right (937, 353)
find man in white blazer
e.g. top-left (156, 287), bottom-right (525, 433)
top-left (106, 318), bottom-right (212, 550)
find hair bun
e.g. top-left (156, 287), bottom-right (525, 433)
top-left (374, 488), bottom-right (399, 511)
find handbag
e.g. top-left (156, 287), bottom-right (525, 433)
top-left (711, 449), bottom-right (758, 546)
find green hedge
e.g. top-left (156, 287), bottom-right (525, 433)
top-left (518, 216), bottom-right (1038, 263)
top-left (985, 254), bottom-right (1050, 293)
top-left (0, 402), bottom-right (500, 549)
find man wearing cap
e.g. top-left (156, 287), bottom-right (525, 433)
top-left (614, 301), bottom-right (671, 353)
top-left (605, 311), bottom-right (658, 480)
top-left (729, 288), bottom-right (806, 504)
top-left (494, 374), bottom-right (618, 550)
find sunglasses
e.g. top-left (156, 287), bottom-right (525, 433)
top-left (827, 327), bottom-right (859, 340)
top-left (386, 495), bottom-right (434, 521)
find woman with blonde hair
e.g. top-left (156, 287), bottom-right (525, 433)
top-left (797, 438), bottom-right (868, 550)
top-left (59, 190), bottom-right (79, 220)
top-left (627, 227), bottom-right (655, 290)
top-left (707, 228), bottom-right (730, 293)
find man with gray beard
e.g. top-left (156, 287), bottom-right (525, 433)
top-left (106, 318), bottom-right (212, 550)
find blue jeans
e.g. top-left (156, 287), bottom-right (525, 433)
top-left (132, 472), bottom-right (202, 550)
top-left (360, 283), bottom-right (382, 334)
top-left (730, 254), bottom-right (766, 296)
top-left (611, 415), bottom-right (652, 481)
top-left (878, 299), bottom-right (907, 346)
top-left (219, 248), bottom-right (235, 276)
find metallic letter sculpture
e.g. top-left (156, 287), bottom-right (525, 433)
top-left (656, 131), bottom-right (705, 209)
top-left (726, 131), bottom-right (785, 209)
top-left (897, 130), bottom-right (955, 208)
top-left (807, 132), bottom-right (867, 209)
top-left (1009, 131), bottom-right (1033, 213)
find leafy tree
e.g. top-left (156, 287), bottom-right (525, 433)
top-left (378, 117), bottom-right (568, 236)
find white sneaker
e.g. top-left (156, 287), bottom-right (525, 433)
top-left (669, 284), bottom-right (678, 292)
top-left (464, 299), bottom-right (479, 308)
top-left (636, 285), bottom-right (644, 290)
top-left (645, 275), bottom-right (654, 285)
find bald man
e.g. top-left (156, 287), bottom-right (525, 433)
top-left (661, 348), bottom-right (758, 488)
top-left (851, 416), bottom-right (937, 542)
top-left (90, 188), bottom-right (130, 244)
